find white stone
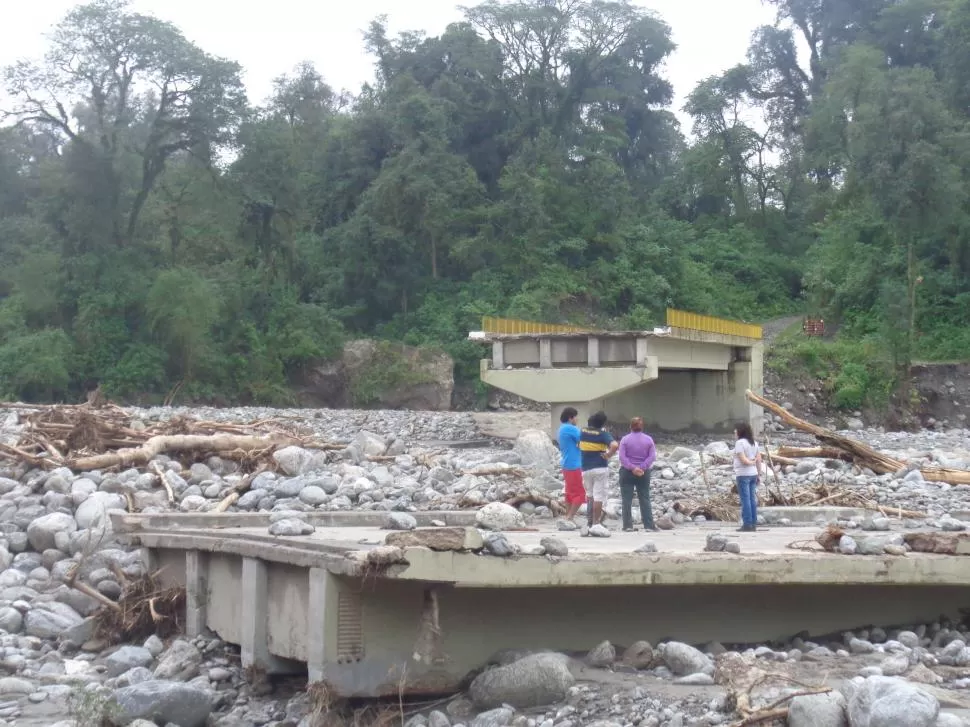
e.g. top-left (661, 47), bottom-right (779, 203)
top-left (513, 429), bottom-right (559, 473)
top-left (26, 512), bottom-right (77, 552)
top-left (272, 446), bottom-right (313, 476)
top-left (476, 503), bottom-right (525, 531)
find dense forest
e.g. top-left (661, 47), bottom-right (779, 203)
top-left (1, 0), bottom-right (969, 406)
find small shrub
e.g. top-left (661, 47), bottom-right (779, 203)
top-left (831, 362), bottom-right (869, 410)
top-left (69, 685), bottom-right (122, 727)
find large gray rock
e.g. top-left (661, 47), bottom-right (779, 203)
top-left (513, 430), bottom-right (559, 473)
top-left (105, 646), bottom-right (155, 677)
top-left (296, 340), bottom-right (454, 410)
top-left (659, 641), bottom-right (714, 676)
top-left (0, 606), bottom-right (22, 634)
top-left (471, 707), bottom-right (515, 727)
top-left (621, 641), bottom-right (655, 669)
top-left (670, 446), bottom-right (698, 462)
top-left (476, 502), bottom-right (525, 531)
top-left (789, 691), bottom-right (848, 727)
top-left (354, 431), bottom-right (387, 457)
top-left (75, 492), bottom-right (127, 530)
top-left (273, 446), bottom-right (314, 476)
top-left (26, 512), bottom-right (77, 552)
top-left (153, 639), bottom-right (202, 681)
top-left (469, 653), bottom-right (573, 709)
top-left (847, 676), bottom-right (939, 727)
top-left (24, 602), bottom-right (83, 638)
top-left (269, 518), bottom-right (315, 536)
top-left (110, 680), bottom-right (213, 727)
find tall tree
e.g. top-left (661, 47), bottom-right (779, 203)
top-left (2, 0), bottom-right (246, 249)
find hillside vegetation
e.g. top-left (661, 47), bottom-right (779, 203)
top-left (1, 0), bottom-right (969, 405)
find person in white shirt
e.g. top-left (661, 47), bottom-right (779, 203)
top-left (733, 422), bottom-right (763, 532)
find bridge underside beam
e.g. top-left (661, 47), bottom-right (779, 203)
top-left (481, 358), bottom-right (659, 403)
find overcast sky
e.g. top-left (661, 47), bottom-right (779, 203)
top-left (2, 0), bottom-right (776, 129)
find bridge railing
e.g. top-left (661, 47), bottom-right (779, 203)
top-left (666, 308), bottom-right (762, 340)
top-left (481, 316), bottom-right (589, 335)
top-left (481, 311), bottom-right (762, 339)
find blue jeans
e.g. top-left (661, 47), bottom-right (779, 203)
top-left (737, 476), bottom-right (759, 527)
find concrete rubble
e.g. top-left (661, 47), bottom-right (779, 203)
top-left (0, 404), bottom-right (968, 725)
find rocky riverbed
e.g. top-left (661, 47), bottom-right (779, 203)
top-left (0, 404), bottom-right (968, 726)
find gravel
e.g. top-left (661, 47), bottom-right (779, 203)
top-left (0, 404), bottom-right (968, 725)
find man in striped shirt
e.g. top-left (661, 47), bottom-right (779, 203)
top-left (580, 411), bottom-right (618, 527)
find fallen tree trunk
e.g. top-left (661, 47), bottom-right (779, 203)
top-left (70, 434), bottom-right (299, 471)
top-left (777, 446), bottom-right (853, 462)
top-left (746, 390), bottom-right (970, 486)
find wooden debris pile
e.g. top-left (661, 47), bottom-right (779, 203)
top-left (718, 652), bottom-right (832, 727)
top-left (0, 400), bottom-right (331, 472)
top-left (89, 567), bottom-right (186, 646)
top-left (676, 480), bottom-right (928, 523)
top-left (746, 390), bottom-right (970, 486)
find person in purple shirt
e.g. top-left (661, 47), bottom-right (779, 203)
top-left (618, 417), bottom-right (657, 531)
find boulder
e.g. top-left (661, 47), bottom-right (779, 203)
top-left (153, 639), bottom-right (202, 681)
top-left (110, 680), bottom-right (213, 727)
top-left (105, 646), bottom-right (155, 677)
top-left (385, 527), bottom-right (484, 552)
top-left (273, 446), bottom-right (314, 476)
top-left (469, 653), bottom-right (574, 709)
top-left (470, 707), bottom-right (515, 727)
top-left (621, 641), bottom-right (655, 669)
top-left (0, 606), bottom-right (22, 634)
top-left (354, 431), bottom-right (387, 458)
top-left (296, 340), bottom-right (454, 410)
top-left (74, 492), bottom-right (127, 530)
top-left (269, 519), bottom-right (315, 537)
top-left (383, 513), bottom-right (418, 531)
top-left (847, 676), bottom-right (939, 727)
top-left (26, 512), bottom-right (77, 552)
top-left (476, 503), bottom-right (525, 531)
top-left (659, 641), bottom-right (714, 676)
top-left (513, 430), bottom-right (559, 473)
top-left (670, 446), bottom-right (698, 462)
top-left (539, 536), bottom-right (569, 557)
top-left (0, 677), bottom-right (34, 694)
top-left (483, 532), bottom-right (515, 556)
top-left (586, 641), bottom-right (616, 667)
top-left (788, 691), bottom-right (847, 727)
top-left (24, 602), bottom-right (83, 638)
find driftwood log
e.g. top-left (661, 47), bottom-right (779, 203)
top-left (776, 446), bottom-right (853, 462)
top-left (69, 434), bottom-right (300, 471)
top-left (746, 390), bottom-right (970, 486)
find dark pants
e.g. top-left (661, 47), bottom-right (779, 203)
top-left (619, 468), bottom-right (654, 530)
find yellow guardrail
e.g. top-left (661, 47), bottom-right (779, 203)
top-left (482, 312), bottom-right (761, 338)
top-left (666, 308), bottom-right (762, 340)
top-left (481, 316), bottom-right (589, 335)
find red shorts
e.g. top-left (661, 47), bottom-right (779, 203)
top-left (563, 469), bottom-right (586, 505)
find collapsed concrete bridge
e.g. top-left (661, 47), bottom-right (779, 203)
top-left (473, 310), bottom-right (764, 439)
top-left (113, 510), bottom-right (970, 699)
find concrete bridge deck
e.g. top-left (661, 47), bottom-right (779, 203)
top-left (477, 327), bottom-right (764, 437)
top-left (112, 511), bottom-right (970, 698)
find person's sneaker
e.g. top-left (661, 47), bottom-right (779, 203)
top-left (643, 524), bottom-right (659, 532)
top-left (622, 527), bottom-right (637, 532)
top-left (737, 525), bottom-right (757, 532)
